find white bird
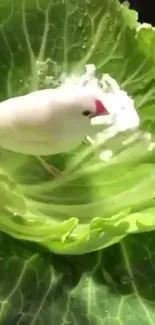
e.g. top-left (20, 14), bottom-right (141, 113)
top-left (0, 84), bottom-right (109, 156)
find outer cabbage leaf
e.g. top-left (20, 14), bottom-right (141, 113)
top-left (0, 0), bottom-right (155, 254)
top-left (1, 231), bottom-right (155, 324)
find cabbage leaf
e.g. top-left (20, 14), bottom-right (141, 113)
top-left (1, 231), bottom-right (155, 324)
top-left (0, 0), bottom-right (155, 255)
top-left (1, 0), bottom-right (155, 324)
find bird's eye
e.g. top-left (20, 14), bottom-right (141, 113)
top-left (82, 110), bottom-right (91, 116)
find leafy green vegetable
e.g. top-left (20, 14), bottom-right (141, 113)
top-left (1, 230), bottom-right (155, 324)
top-left (1, 0), bottom-right (155, 323)
top-left (0, 0), bottom-right (155, 255)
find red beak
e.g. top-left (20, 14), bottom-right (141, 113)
top-left (92, 99), bottom-right (109, 117)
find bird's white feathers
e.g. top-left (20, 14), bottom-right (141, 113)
top-left (0, 85), bottom-right (99, 156)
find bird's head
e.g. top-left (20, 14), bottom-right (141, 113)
top-left (57, 84), bottom-right (109, 121)
top-left (44, 84), bottom-right (110, 154)
top-left (80, 97), bottom-right (109, 119)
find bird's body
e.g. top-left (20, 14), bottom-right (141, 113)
top-left (0, 84), bottom-right (108, 156)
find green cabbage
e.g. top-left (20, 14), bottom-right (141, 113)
top-left (1, 230), bottom-right (155, 324)
top-left (0, 0), bottom-right (155, 256)
top-left (0, 0), bottom-right (155, 324)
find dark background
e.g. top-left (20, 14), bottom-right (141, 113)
top-left (119, 0), bottom-right (155, 25)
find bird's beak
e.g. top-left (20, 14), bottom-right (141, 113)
top-left (92, 99), bottom-right (109, 118)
